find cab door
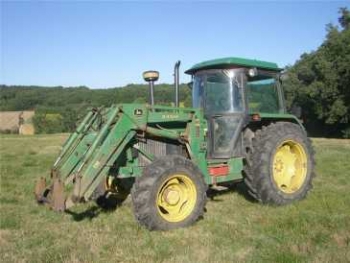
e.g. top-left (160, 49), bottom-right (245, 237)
top-left (201, 70), bottom-right (248, 159)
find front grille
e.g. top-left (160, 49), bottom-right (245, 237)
top-left (136, 137), bottom-right (185, 166)
top-left (137, 138), bottom-right (167, 166)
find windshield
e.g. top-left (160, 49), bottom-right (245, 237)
top-left (247, 77), bottom-right (283, 113)
top-left (192, 70), bottom-right (245, 116)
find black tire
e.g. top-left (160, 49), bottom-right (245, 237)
top-left (244, 122), bottom-right (315, 205)
top-left (131, 155), bottom-right (207, 231)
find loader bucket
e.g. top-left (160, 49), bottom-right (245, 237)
top-left (34, 104), bottom-right (139, 211)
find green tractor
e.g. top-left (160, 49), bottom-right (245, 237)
top-left (35, 57), bottom-right (315, 230)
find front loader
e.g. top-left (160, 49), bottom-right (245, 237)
top-left (35, 57), bottom-right (315, 230)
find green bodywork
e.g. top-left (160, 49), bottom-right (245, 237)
top-left (49, 57), bottom-right (302, 204)
top-left (53, 104), bottom-right (238, 200)
top-left (185, 57), bottom-right (283, 74)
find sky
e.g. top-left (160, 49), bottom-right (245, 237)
top-left (1, 1), bottom-right (349, 89)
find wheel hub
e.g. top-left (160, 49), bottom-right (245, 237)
top-left (273, 140), bottom-right (307, 193)
top-left (164, 189), bottom-right (180, 205)
top-left (156, 174), bottom-right (197, 223)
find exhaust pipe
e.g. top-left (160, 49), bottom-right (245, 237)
top-left (174, 61), bottom-right (181, 107)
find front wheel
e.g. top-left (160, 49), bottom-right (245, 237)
top-left (244, 122), bottom-right (315, 205)
top-left (131, 155), bottom-right (207, 230)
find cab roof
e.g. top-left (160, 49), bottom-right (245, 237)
top-left (185, 57), bottom-right (283, 74)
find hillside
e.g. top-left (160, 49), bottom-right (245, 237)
top-left (0, 84), bottom-right (191, 133)
top-left (0, 84), bottom-right (191, 111)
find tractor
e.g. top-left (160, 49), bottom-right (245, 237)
top-left (35, 57), bottom-right (315, 230)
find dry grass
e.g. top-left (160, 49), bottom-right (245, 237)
top-left (0, 134), bottom-right (349, 262)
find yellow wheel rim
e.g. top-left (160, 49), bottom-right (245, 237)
top-left (272, 140), bottom-right (308, 194)
top-left (156, 174), bottom-right (197, 223)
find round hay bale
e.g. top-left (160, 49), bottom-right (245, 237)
top-left (19, 124), bottom-right (35, 135)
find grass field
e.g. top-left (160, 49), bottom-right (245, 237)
top-left (0, 134), bottom-right (349, 263)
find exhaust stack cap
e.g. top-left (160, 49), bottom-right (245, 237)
top-left (143, 71), bottom-right (159, 82)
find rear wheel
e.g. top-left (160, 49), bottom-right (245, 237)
top-left (244, 122), bottom-right (315, 205)
top-left (131, 155), bottom-right (207, 230)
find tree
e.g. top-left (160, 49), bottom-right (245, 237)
top-left (284, 8), bottom-right (350, 138)
top-left (0, 83), bottom-right (193, 133)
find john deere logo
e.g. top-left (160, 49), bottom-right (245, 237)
top-left (134, 109), bottom-right (143, 116)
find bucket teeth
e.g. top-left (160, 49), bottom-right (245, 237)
top-left (50, 178), bottom-right (66, 212)
top-left (34, 178), bottom-right (66, 211)
top-left (34, 177), bottom-right (47, 203)
top-left (64, 176), bottom-right (82, 210)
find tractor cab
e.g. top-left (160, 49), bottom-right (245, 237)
top-left (185, 57), bottom-right (285, 158)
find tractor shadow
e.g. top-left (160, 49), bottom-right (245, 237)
top-left (66, 182), bottom-right (256, 221)
top-left (65, 195), bottom-right (126, 221)
top-left (207, 182), bottom-right (257, 203)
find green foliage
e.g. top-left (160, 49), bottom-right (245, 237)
top-left (33, 113), bottom-right (64, 134)
top-left (284, 8), bottom-right (350, 138)
top-left (339, 7), bottom-right (350, 29)
top-left (342, 127), bottom-right (350, 139)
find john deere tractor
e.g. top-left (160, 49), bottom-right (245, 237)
top-left (35, 57), bottom-right (315, 230)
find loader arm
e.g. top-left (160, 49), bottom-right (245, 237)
top-left (35, 104), bottom-right (197, 211)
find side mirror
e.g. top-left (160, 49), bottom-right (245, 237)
top-left (187, 82), bottom-right (193, 90)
